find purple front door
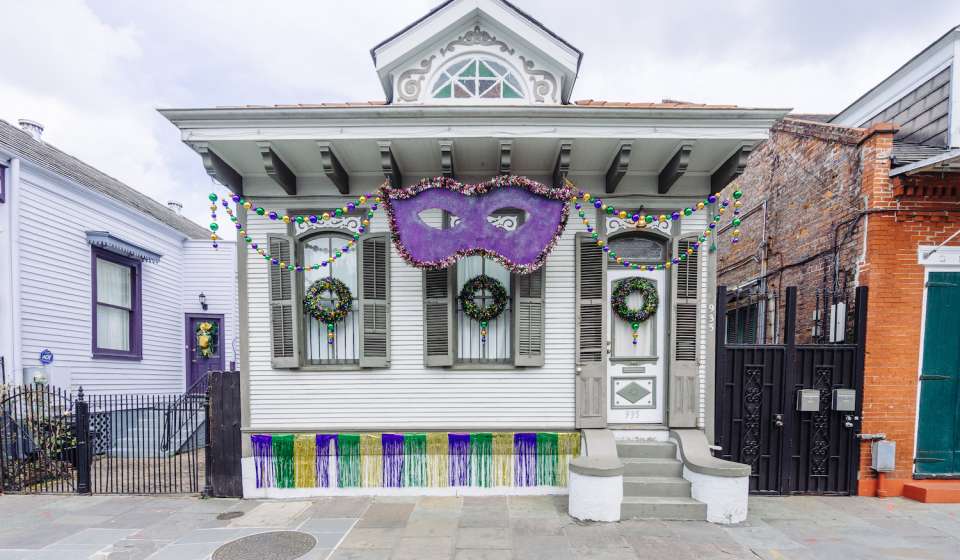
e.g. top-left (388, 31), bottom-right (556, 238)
top-left (186, 315), bottom-right (225, 390)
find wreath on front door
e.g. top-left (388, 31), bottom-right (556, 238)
top-left (304, 277), bottom-right (353, 344)
top-left (459, 274), bottom-right (508, 343)
top-left (611, 277), bottom-right (659, 345)
top-left (195, 321), bottom-right (218, 359)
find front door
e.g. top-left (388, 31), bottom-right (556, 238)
top-left (916, 272), bottom-right (960, 476)
top-left (606, 266), bottom-right (667, 424)
top-left (186, 315), bottom-right (225, 390)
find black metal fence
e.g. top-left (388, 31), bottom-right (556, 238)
top-left (0, 384), bottom-right (209, 495)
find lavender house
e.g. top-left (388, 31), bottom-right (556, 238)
top-left (0, 119), bottom-right (238, 395)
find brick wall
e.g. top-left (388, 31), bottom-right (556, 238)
top-left (719, 118), bottom-right (960, 496)
top-left (718, 118), bottom-right (866, 344)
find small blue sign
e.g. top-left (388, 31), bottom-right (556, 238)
top-left (39, 349), bottom-right (54, 365)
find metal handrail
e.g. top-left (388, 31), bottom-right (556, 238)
top-left (160, 372), bottom-right (211, 452)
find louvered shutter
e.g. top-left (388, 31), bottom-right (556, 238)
top-left (575, 232), bottom-right (606, 428)
top-left (268, 234), bottom-right (301, 368)
top-left (669, 236), bottom-right (700, 427)
top-left (514, 267), bottom-right (545, 367)
top-left (423, 269), bottom-right (454, 366)
top-left (358, 233), bottom-right (390, 368)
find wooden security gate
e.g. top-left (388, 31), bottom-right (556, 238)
top-left (714, 286), bottom-right (867, 495)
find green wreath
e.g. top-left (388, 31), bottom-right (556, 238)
top-left (459, 274), bottom-right (509, 323)
top-left (611, 277), bottom-right (659, 325)
top-left (304, 277), bottom-right (352, 324)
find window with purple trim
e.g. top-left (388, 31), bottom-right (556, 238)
top-left (92, 247), bottom-right (142, 360)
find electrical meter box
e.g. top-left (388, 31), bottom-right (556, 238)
top-left (832, 389), bottom-right (856, 412)
top-left (871, 440), bottom-right (896, 472)
top-left (797, 389), bottom-right (821, 412)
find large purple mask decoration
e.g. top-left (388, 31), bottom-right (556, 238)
top-left (382, 176), bottom-right (575, 274)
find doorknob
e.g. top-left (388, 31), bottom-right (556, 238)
top-left (774, 414), bottom-right (784, 428)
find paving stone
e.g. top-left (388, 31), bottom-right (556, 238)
top-left (462, 497), bottom-right (507, 509)
top-left (338, 528), bottom-right (402, 549)
top-left (128, 514), bottom-right (215, 541)
top-left (309, 497), bottom-right (372, 518)
top-left (458, 511), bottom-right (510, 529)
top-left (327, 549), bottom-right (391, 560)
top-left (454, 550), bottom-right (512, 560)
top-left (391, 536), bottom-right (454, 560)
top-left (0, 524), bottom-right (80, 549)
top-left (138, 542), bottom-right (222, 560)
top-left (507, 497), bottom-right (559, 518)
top-left (403, 516), bottom-right (459, 537)
top-left (512, 535), bottom-right (573, 560)
top-left (353, 503), bottom-right (414, 529)
top-left (50, 528), bottom-right (136, 546)
top-left (511, 518), bottom-right (567, 536)
top-left (724, 520), bottom-right (803, 551)
top-left (94, 538), bottom-right (168, 560)
top-left (416, 497), bottom-right (463, 513)
top-left (299, 517), bottom-right (357, 534)
top-left (562, 525), bottom-right (626, 548)
top-left (173, 528), bottom-right (264, 544)
top-left (231, 501), bottom-right (312, 528)
top-left (570, 546), bottom-right (636, 560)
top-left (456, 528), bottom-right (511, 550)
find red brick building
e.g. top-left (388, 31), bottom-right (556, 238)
top-left (718, 27), bottom-right (960, 499)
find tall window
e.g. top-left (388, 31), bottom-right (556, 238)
top-left (456, 256), bottom-right (512, 363)
top-left (92, 248), bottom-right (141, 360)
top-left (301, 232), bottom-right (359, 365)
top-left (607, 232), bottom-right (667, 359)
top-left (432, 57), bottom-right (525, 100)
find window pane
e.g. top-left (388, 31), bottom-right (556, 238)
top-left (457, 256), bottom-right (511, 362)
top-left (97, 258), bottom-right (132, 308)
top-left (608, 234), bottom-right (665, 262)
top-left (97, 304), bottom-right (130, 351)
top-left (302, 233), bottom-right (359, 365)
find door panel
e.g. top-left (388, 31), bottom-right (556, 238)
top-left (916, 272), bottom-right (960, 476)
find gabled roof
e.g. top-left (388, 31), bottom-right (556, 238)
top-left (0, 119), bottom-right (209, 239)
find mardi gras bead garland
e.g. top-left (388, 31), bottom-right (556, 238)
top-left (206, 181), bottom-right (744, 274)
top-left (611, 277), bottom-right (659, 345)
top-left (459, 274), bottom-right (508, 343)
top-left (304, 277), bottom-right (353, 344)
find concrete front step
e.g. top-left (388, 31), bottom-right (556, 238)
top-left (622, 458), bottom-right (683, 477)
top-left (616, 441), bottom-right (677, 459)
top-left (620, 496), bottom-right (707, 521)
top-left (623, 476), bottom-right (692, 498)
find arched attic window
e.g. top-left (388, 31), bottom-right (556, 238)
top-left (431, 56), bottom-right (525, 100)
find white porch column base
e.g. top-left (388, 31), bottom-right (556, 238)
top-left (567, 455), bottom-right (624, 522)
top-left (683, 467), bottom-right (749, 524)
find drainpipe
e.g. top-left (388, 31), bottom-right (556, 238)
top-left (2, 158), bottom-right (22, 379)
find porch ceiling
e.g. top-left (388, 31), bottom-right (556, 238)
top-left (160, 105), bottom-right (789, 197)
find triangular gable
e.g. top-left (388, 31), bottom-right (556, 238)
top-left (371, 0), bottom-right (582, 105)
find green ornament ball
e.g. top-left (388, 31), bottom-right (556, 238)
top-left (732, 218), bottom-right (742, 227)
top-left (209, 223), bottom-right (219, 231)
top-left (645, 215), bottom-right (654, 224)
top-left (256, 207), bottom-right (265, 216)
top-left (244, 236), bottom-right (252, 243)
top-left (334, 208), bottom-right (343, 217)
top-left (295, 215), bottom-right (304, 224)
top-left (605, 206), bottom-right (615, 215)
top-left (327, 323), bottom-right (335, 332)
top-left (631, 322), bottom-right (640, 330)
top-left (352, 233), bottom-right (360, 240)
top-left (208, 193), bottom-right (218, 202)
top-left (733, 190), bottom-right (743, 199)
top-left (335, 251), bottom-right (342, 258)
top-left (683, 208), bottom-right (693, 216)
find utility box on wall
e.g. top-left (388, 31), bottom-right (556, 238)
top-left (797, 389), bottom-right (821, 412)
top-left (871, 440), bottom-right (896, 472)
top-left (832, 389), bottom-right (856, 412)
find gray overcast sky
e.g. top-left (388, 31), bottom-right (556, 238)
top-left (2, 0), bottom-right (959, 233)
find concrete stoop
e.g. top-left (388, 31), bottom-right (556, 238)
top-left (617, 441), bottom-right (707, 521)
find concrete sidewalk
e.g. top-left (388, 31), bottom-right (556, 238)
top-left (0, 494), bottom-right (957, 559)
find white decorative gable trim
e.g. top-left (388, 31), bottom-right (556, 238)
top-left (372, 0), bottom-right (580, 105)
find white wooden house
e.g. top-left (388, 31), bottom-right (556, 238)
top-left (163, 0), bottom-right (788, 521)
top-left (0, 119), bottom-right (238, 394)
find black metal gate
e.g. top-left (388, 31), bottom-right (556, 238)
top-left (714, 286), bottom-right (867, 495)
top-left (0, 384), bottom-right (209, 495)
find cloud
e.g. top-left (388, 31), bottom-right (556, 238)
top-left (1, 0), bottom-right (957, 239)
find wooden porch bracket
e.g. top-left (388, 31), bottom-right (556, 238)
top-left (605, 141), bottom-right (632, 193)
top-left (194, 142), bottom-right (243, 195)
top-left (257, 142), bottom-right (296, 195)
top-left (378, 141), bottom-right (403, 188)
top-left (440, 140), bottom-right (455, 178)
top-left (711, 145), bottom-right (753, 192)
top-left (499, 140), bottom-right (512, 175)
top-left (316, 141), bottom-right (350, 194)
top-left (658, 144), bottom-right (693, 194)
top-left (553, 140), bottom-right (572, 187)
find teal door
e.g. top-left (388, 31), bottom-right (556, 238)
top-left (916, 272), bottom-right (960, 476)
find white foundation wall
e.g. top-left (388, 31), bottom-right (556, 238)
top-left (15, 165), bottom-right (191, 393)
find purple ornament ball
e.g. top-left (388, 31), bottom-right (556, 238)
top-left (251, 243), bottom-right (258, 250)
top-left (268, 211), bottom-right (278, 220)
top-left (309, 215), bottom-right (318, 224)
top-left (212, 243), bottom-right (218, 249)
top-left (671, 211), bottom-right (680, 221)
top-left (271, 258), bottom-right (279, 265)
top-left (231, 194), bottom-right (241, 203)
top-left (593, 200), bottom-right (602, 209)
top-left (708, 194), bottom-right (718, 204)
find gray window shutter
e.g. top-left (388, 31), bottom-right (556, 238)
top-left (268, 233), bottom-right (300, 368)
top-left (514, 267), bottom-right (545, 367)
top-left (423, 269), bottom-right (454, 366)
top-left (358, 232), bottom-right (390, 368)
top-left (575, 232), bottom-right (607, 428)
top-left (669, 236), bottom-right (700, 427)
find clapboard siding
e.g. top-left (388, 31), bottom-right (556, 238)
top-left (245, 197), bottom-right (712, 430)
top-left (181, 241), bottom-right (240, 369)
top-left (863, 66), bottom-right (951, 146)
top-left (14, 167), bottom-right (234, 394)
